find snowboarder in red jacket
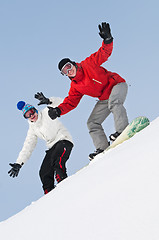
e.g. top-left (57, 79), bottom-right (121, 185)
top-left (48, 22), bottom-right (129, 160)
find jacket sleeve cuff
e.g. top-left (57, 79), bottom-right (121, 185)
top-left (104, 37), bottom-right (113, 44)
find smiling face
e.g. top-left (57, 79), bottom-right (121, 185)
top-left (61, 62), bottom-right (77, 78)
top-left (24, 108), bottom-right (38, 122)
top-left (67, 65), bottom-right (77, 78)
top-left (29, 111), bottom-right (38, 122)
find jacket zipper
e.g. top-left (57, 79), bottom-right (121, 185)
top-left (92, 79), bottom-right (102, 84)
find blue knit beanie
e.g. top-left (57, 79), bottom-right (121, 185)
top-left (17, 101), bottom-right (35, 116)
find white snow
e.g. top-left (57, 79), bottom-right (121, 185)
top-left (1, 117), bottom-right (159, 240)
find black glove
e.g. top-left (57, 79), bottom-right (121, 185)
top-left (8, 163), bottom-right (23, 178)
top-left (34, 92), bottom-right (52, 105)
top-left (48, 107), bottom-right (61, 120)
top-left (98, 22), bottom-right (113, 44)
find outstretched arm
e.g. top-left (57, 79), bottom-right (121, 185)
top-left (8, 127), bottom-right (37, 178)
top-left (16, 127), bottom-right (38, 165)
top-left (48, 87), bottom-right (83, 120)
top-left (58, 89), bottom-right (83, 115)
top-left (83, 22), bottom-right (114, 67)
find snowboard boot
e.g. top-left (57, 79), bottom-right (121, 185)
top-left (44, 189), bottom-right (49, 195)
top-left (89, 148), bottom-right (104, 161)
top-left (43, 185), bottom-right (55, 195)
top-left (109, 131), bottom-right (121, 141)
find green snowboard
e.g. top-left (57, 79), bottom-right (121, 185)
top-left (76, 116), bottom-right (150, 173)
top-left (106, 116), bottom-right (150, 151)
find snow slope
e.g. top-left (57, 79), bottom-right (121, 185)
top-left (1, 117), bottom-right (159, 240)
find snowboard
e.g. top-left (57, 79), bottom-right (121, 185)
top-left (76, 116), bottom-right (150, 173)
top-left (105, 116), bottom-right (150, 152)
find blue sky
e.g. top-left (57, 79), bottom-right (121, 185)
top-left (1, 0), bottom-right (159, 221)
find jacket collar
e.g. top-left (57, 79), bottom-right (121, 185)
top-left (69, 63), bottom-right (84, 83)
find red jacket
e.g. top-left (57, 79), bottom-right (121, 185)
top-left (58, 41), bottom-right (125, 115)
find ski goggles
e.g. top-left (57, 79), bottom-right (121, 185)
top-left (24, 108), bottom-right (36, 119)
top-left (61, 62), bottom-right (73, 75)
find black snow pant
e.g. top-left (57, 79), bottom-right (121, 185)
top-left (39, 140), bottom-right (73, 194)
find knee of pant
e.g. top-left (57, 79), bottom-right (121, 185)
top-left (54, 157), bottom-right (65, 169)
top-left (39, 168), bottom-right (43, 181)
top-left (87, 119), bottom-right (96, 131)
top-left (55, 162), bottom-right (66, 172)
top-left (108, 99), bottom-right (122, 111)
top-left (87, 118), bottom-right (91, 129)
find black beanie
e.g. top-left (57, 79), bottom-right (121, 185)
top-left (58, 58), bottom-right (76, 71)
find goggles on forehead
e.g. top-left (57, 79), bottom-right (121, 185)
top-left (24, 108), bottom-right (36, 119)
top-left (61, 62), bottom-right (73, 75)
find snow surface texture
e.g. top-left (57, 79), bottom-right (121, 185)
top-left (0, 118), bottom-right (159, 240)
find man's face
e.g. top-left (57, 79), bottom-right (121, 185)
top-left (29, 111), bottom-right (38, 122)
top-left (67, 65), bottom-right (77, 78)
top-left (61, 62), bottom-right (77, 78)
top-left (24, 109), bottom-right (38, 122)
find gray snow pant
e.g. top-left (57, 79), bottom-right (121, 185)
top-left (87, 82), bottom-right (129, 150)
